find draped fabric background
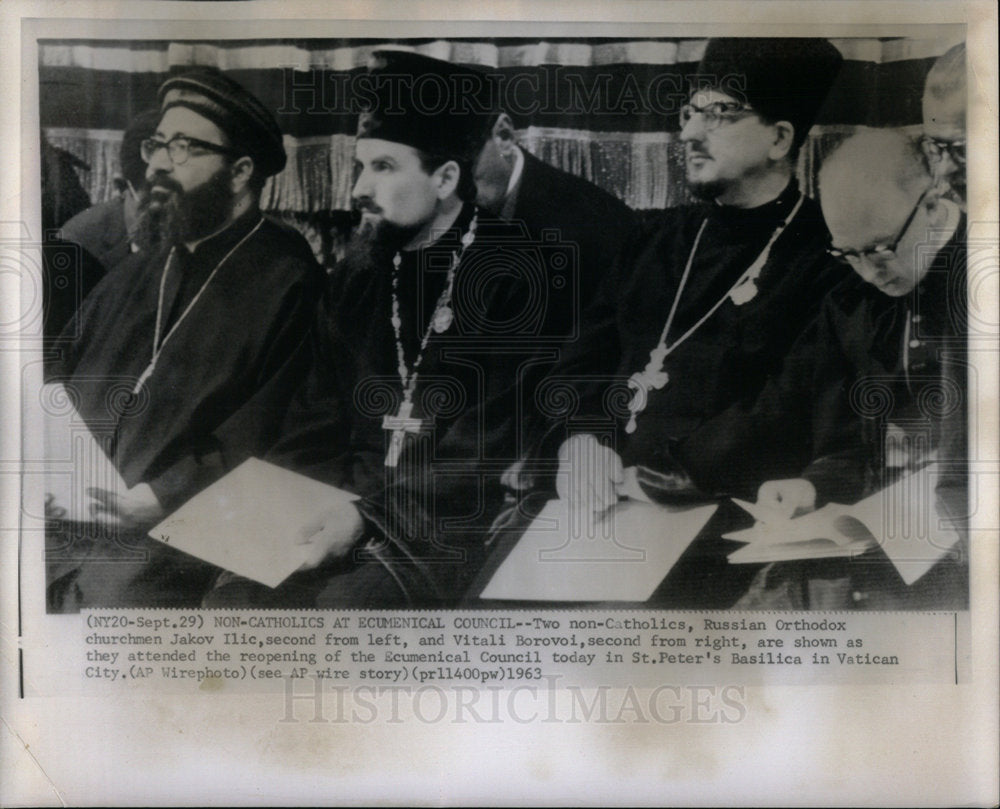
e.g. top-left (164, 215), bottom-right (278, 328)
top-left (39, 34), bottom-right (964, 265)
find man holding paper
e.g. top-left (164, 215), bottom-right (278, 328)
top-left (46, 69), bottom-right (322, 609)
top-left (746, 129), bottom-right (968, 608)
top-left (202, 50), bottom-right (567, 607)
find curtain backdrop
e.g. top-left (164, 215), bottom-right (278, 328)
top-left (39, 34), bottom-right (963, 261)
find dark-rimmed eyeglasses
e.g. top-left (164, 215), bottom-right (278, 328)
top-left (140, 135), bottom-right (239, 166)
top-left (827, 188), bottom-right (929, 266)
top-left (920, 135), bottom-right (966, 166)
top-left (679, 100), bottom-right (756, 131)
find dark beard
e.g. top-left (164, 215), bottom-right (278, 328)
top-left (344, 216), bottom-right (424, 271)
top-left (687, 178), bottom-right (729, 202)
top-left (134, 167), bottom-right (234, 250)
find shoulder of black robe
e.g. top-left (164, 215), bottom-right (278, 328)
top-left (804, 219), bottom-right (968, 506)
top-left (264, 249), bottom-right (383, 491)
top-left (49, 214), bottom-right (324, 512)
top-left (58, 198), bottom-right (130, 274)
top-left (513, 151), bottom-right (639, 317)
top-left (47, 243), bottom-right (166, 380)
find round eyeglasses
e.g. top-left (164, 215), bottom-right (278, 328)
top-left (827, 188), bottom-right (929, 266)
top-left (920, 135), bottom-right (966, 166)
top-left (140, 135), bottom-right (239, 165)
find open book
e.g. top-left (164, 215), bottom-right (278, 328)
top-left (150, 458), bottom-right (359, 588)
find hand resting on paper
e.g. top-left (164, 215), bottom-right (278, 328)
top-left (556, 433), bottom-right (624, 517)
top-left (755, 478), bottom-right (817, 520)
top-left (295, 501), bottom-right (365, 570)
top-left (87, 483), bottom-right (165, 528)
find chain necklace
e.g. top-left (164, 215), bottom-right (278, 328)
top-left (382, 213), bottom-right (478, 467)
top-left (624, 194), bottom-right (805, 434)
top-left (132, 217), bottom-right (265, 395)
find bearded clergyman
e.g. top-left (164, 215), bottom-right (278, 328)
top-left (46, 68), bottom-right (322, 609)
top-left (203, 50), bottom-right (574, 608)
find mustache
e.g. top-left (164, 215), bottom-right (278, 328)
top-left (685, 144), bottom-right (711, 159)
top-left (353, 197), bottom-right (383, 215)
top-left (148, 173), bottom-right (184, 197)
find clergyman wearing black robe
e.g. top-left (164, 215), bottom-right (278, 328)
top-left (46, 211), bottom-right (323, 610)
top-left (714, 215), bottom-right (969, 610)
top-left (203, 203), bottom-right (572, 608)
top-left (538, 178), bottom-right (846, 496)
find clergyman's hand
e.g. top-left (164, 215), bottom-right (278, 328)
top-left (296, 503), bottom-right (365, 570)
top-left (756, 478), bottom-right (817, 520)
top-left (556, 433), bottom-right (624, 517)
top-left (88, 483), bottom-right (165, 528)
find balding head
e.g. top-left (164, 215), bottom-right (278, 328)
top-left (820, 129), bottom-right (929, 242)
top-left (922, 43), bottom-right (966, 201)
top-left (820, 129), bottom-right (938, 296)
top-left (924, 42), bottom-right (966, 106)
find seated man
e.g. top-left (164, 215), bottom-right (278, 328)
top-left (204, 50), bottom-right (580, 608)
top-left (45, 109), bottom-right (160, 342)
top-left (921, 42), bottom-right (966, 208)
top-left (59, 108), bottom-right (160, 274)
top-left (472, 38), bottom-right (847, 607)
top-left (46, 68), bottom-right (323, 610)
top-left (746, 129), bottom-right (968, 609)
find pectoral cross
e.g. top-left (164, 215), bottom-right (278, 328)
top-left (382, 399), bottom-right (423, 467)
top-left (625, 344), bottom-right (670, 434)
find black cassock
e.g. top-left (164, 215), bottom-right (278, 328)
top-left (538, 179), bottom-right (846, 497)
top-left (719, 217), bottom-right (969, 609)
top-left (46, 211), bottom-right (323, 610)
top-left (475, 180), bottom-right (848, 609)
top-left (206, 203), bottom-right (571, 607)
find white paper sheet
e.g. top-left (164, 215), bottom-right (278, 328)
top-left (149, 458), bottom-right (359, 588)
top-left (42, 382), bottom-right (128, 523)
top-left (480, 498), bottom-right (718, 602)
top-left (726, 464), bottom-right (961, 583)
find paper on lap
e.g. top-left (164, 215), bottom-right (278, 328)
top-left (726, 464), bottom-right (961, 584)
top-left (42, 382), bottom-right (128, 523)
top-left (150, 458), bottom-right (359, 588)
top-left (481, 498), bottom-right (717, 602)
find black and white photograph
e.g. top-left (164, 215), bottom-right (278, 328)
top-left (2, 1), bottom-right (997, 805)
top-left (33, 29), bottom-right (975, 613)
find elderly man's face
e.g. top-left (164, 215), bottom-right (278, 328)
top-left (352, 139), bottom-right (441, 231)
top-left (680, 88), bottom-right (781, 202)
top-left (824, 186), bottom-right (932, 297)
top-left (922, 90), bottom-right (966, 201)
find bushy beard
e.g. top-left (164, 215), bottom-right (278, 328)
top-left (134, 167), bottom-right (234, 251)
top-left (344, 212), bottom-right (424, 272)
